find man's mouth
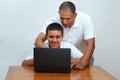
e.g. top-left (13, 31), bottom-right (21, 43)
top-left (63, 24), bottom-right (69, 28)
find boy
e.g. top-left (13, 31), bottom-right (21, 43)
top-left (22, 23), bottom-right (83, 69)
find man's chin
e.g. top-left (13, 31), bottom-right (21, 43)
top-left (64, 26), bottom-right (69, 28)
top-left (63, 25), bottom-right (70, 28)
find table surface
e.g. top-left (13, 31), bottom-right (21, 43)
top-left (6, 66), bottom-right (116, 80)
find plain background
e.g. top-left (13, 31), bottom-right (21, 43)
top-left (0, 0), bottom-right (120, 80)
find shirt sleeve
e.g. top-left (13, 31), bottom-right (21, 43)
top-left (84, 15), bottom-right (95, 40)
top-left (41, 15), bottom-right (61, 34)
top-left (24, 52), bottom-right (33, 60)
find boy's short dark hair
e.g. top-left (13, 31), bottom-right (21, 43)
top-left (46, 23), bottom-right (64, 36)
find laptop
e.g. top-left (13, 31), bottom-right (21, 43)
top-left (34, 48), bottom-right (71, 73)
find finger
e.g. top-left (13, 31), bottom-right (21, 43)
top-left (71, 63), bottom-right (76, 69)
top-left (75, 62), bottom-right (86, 70)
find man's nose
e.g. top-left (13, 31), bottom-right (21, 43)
top-left (63, 19), bottom-right (67, 24)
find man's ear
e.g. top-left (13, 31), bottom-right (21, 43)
top-left (74, 12), bottom-right (77, 18)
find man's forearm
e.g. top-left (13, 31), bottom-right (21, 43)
top-left (81, 38), bottom-right (95, 65)
top-left (34, 33), bottom-right (47, 48)
top-left (73, 38), bottom-right (95, 70)
top-left (34, 39), bottom-right (46, 48)
top-left (71, 58), bottom-right (80, 64)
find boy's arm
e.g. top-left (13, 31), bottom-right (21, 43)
top-left (21, 59), bottom-right (34, 66)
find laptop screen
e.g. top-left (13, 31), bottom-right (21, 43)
top-left (34, 48), bottom-right (71, 73)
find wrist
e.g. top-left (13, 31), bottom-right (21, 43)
top-left (40, 43), bottom-right (46, 48)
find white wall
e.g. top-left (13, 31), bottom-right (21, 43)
top-left (0, 0), bottom-right (120, 80)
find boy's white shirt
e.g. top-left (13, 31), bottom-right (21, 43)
top-left (25, 40), bottom-right (83, 60)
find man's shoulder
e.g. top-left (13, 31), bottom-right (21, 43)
top-left (50, 14), bottom-right (59, 20)
top-left (76, 11), bottom-right (91, 19)
top-left (48, 14), bottom-right (61, 24)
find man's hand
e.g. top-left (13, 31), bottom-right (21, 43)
top-left (71, 58), bottom-right (90, 70)
top-left (72, 38), bottom-right (95, 70)
top-left (74, 61), bottom-right (88, 70)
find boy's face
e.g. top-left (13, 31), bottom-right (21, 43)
top-left (47, 30), bottom-right (63, 48)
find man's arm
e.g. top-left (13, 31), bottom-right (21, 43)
top-left (21, 59), bottom-right (34, 66)
top-left (74, 38), bottom-right (95, 69)
top-left (34, 32), bottom-right (47, 48)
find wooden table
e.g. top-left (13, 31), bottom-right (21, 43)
top-left (6, 66), bottom-right (116, 80)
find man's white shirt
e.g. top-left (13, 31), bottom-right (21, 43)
top-left (41, 11), bottom-right (95, 52)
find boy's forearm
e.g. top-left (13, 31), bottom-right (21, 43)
top-left (22, 59), bottom-right (34, 66)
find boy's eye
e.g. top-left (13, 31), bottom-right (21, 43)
top-left (49, 36), bottom-right (54, 38)
top-left (48, 35), bottom-right (61, 39)
top-left (56, 36), bottom-right (61, 39)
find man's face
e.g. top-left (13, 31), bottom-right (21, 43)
top-left (47, 30), bottom-right (63, 48)
top-left (59, 9), bottom-right (76, 28)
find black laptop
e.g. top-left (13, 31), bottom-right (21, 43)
top-left (34, 48), bottom-right (71, 73)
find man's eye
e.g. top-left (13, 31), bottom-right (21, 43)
top-left (66, 18), bottom-right (70, 20)
top-left (56, 36), bottom-right (61, 39)
top-left (60, 17), bottom-right (64, 19)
